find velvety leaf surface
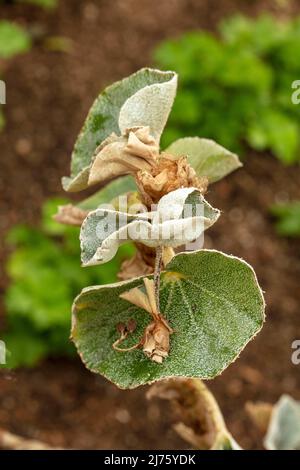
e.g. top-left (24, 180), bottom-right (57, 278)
top-left (80, 188), bottom-right (220, 265)
top-left (118, 74), bottom-right (177, 141)
top-left (63, 69), bottom-right (177, 191)
top-left (72, 249), bottom-right (265, 388)
top-left (166, 137), bottom-right (242, 183)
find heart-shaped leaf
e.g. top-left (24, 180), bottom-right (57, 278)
top-left (166, 137), bottom-right (242, 183)
top-left (80, 188), bottom-right (220, 265)
top-left (72, 249), bottom-right (265, 389)
top-left (63, 69), bottom-right (177, 192)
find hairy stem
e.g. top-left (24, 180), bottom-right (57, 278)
top-left (154, 246), bottom-right (163, 314)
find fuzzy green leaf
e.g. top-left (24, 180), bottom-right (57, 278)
top-left (0, 21), bottom-right (32, 59)
top-left (80, 188), bottom-right (220, 265)
top-left (72, 249), bottom-right (265, 389)
top-left (63, 69), bottom-right (177, 192)
top-left (166, 137), bottom-right (242, 183)
top-left (118, 74), bottom-right (177, 141)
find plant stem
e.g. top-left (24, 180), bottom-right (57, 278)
top-left (147, 378), bottom-right (241, 450)
top-left (154, 246), bottom-right (163, 314)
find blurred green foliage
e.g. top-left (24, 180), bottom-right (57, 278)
top-left (20, 0), bottom-right (57, 8)
top-left (0, 0), bottom-right (57, 9)
top-left (0, 20), bottom-right (32, 130)
top-left (270, 201), bottom-right (300, 237)
top-left (2, 198), bottom-right (135, 368)
top-left (155, 15), bottom-right (300, 164)
top-left (0, 20), bottom-right (31, 59)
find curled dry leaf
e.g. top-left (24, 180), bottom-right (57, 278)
top-left (119, 278), bottom-right (173, 364)
top-left (118, 250), bottom-right (154, 281)
top-left (80, 187), bottom-right (220, 266)
top-left (142, 319), bottom-right (172, 364)
top-left (53, 204), bottom-right (89, 227)
top-left (147, 378), bottom-right (240, 450)
top-left (88, 126), bottom-right (159, 187)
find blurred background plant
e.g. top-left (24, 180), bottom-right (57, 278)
top-left (3, 198), bottom-right (134, 368)
top-left (0, 0), bottom-right (57, 9)
top-left (0, 20), bottom-right (32, 130)
top-left (155, 14), bottom-right (300, 165)
top-left (0, 0), bottom-right (68, 132)
top-left (270, 201), bottom-right (300, 237)
top-left (0, 20), bottom-right (31, 59)
top-left (19, 0), bottom-right (57, 9)
top-left (0, 0), bottom-right (299, 450)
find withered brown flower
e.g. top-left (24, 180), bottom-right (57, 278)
top-left (116, 278), bottom-right (173, 363)
top-left (136, 152), bottom-right (208, 205)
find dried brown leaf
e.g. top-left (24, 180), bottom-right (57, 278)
top-left (53, 204), bottom-right (89, 226)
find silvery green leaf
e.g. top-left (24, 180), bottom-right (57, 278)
top-left (166, 137), bottom-right (242, 183)
top-left (63, 68), bottom-right (177, 192)
top-left (119, 72), bottom-right (177, 141)
top-left (72, 249), bottom-right (265, 389)
top-left (264, 395), bottom-right (300, 450)
top-left (80, 187), bottom-right (220, 266)
top-left (78, 175), bottom-right (137, 211)
top-left (156, 187), bottom-right (199, 220)
top-left (80, 210), bottom-right (150, 265)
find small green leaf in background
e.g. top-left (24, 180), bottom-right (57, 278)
top-left (270, 201), bottom-right (300, 237)
top-left (155, 15), bottom-right (300, 165)
top-left (0, 21), bottom-right (32, 59)
top-left (72, 250), bottom-right (265, 389)
top-left (19, 0), bottom-right (57, 9)
top-left (248, 109), bottom-right (300, 165)
top-left (43, 36), bottom-right (73, 53)
top-left (2, 324), bottom-right (48, 369)
top-left (3, 198), bottom-right (135, 368)
top-left (264, 395), bottom-right (300, 450)
top-left (166, 137), bottom-right (242, 183)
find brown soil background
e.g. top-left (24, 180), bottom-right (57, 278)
top-left (0, 0), bottom-right (300, 450)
